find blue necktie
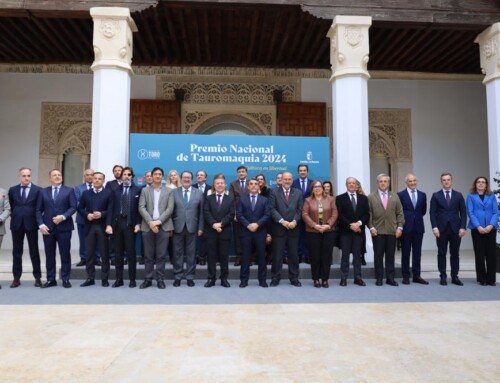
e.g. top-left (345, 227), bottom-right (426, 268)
top-left (251, 195), bottom-right (256, 211)
top-left (53, 187), bottom-right (59, 201)
top-left (411, 190), bottom-right (417, 208)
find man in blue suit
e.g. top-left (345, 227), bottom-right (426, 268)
top-left (398, 174), bottom-right (429, 285)
top-left (429, 172), bottom-right (467, 286)
top-left (8, 167), bottom-right (43, 288)
top-left (291, 164), bottom-right (313, 263)
top-left (36, 169), bottom-right (77, 288)
top-left (236, 178), bottom-right (270, 287)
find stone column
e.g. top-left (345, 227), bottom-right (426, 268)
top-left (327, 16), bottom-right (372, 195)
top-left (475, 23), bottom-right (500, 186)
top-left (90, 7), bottom-right (137, 180)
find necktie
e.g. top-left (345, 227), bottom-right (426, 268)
top-left (88, 183), bottom-right (92, 190)
top-left (285, 189), bottom-right (289, 201)
top-left (350, 193), bottom-right (356, 210)
top-left (53, 187), bottom-right (59, 201)
top-left (121, 186), bottom-right (129, 216)
top-left (301, 180), bottom-right (306, 194)
top-left (200, 185), bottom-right (204, 194)
top-left (382, 192), bottom-right (388, 210)
top-left (251, 195), bottom-right (256, 211)
top-left (411, 190), bottom-right (417, 208)
top-left (21, 186), bottom-right (27, 203)
top-left (217, 194), bottom-right (222, 209)
top-left (445, 190), bottom-right (451, 206)
top-left (240, 180), bottom-right (245, 191)
top-left (184, 189), bottom-right (189, 206)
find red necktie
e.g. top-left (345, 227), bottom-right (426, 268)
top-left (285, 190), bottom-right (289, 201)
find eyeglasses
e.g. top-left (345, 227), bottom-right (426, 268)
top-left (476, 180), bottom-right (487, 184)
top-left (313, 185), bottom-right (323, 189)
top-left (256, 178), bottom-right (264, 181)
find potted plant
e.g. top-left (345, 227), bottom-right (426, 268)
top-left (493, 172), bottom-right (500, 272)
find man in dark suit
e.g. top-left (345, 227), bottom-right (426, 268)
top-left (336, 177), bottom-right (370, 287)
top-left (78, 172), bottom-right (112, 287)
top-left (36, 169), bottom-right (77, 288)
top-left (237, 178), bottom-right (270, 288)
top-left (74, 168), bottom-right (97, 267)
top-left (430, 172), bottom-right (467, 286)
top-left (203, 173), bottom-right (234, 288)
top-left (292, 164), bottom-right (313, 263)
top-left (105, 165), bottom-right (123, 267)
top-left (269, 172), bottom-right (303, 286)
top-left (229, 165), bottom-right (248, 266)
top-left (172, 170), bottom-right (204, 287)
top-left (398, 173), bottom-right (429, 285)
top-left (8, 167), bottom-right (43, 288)
top-left (193, 169), bottom-right (211, 266)
top-left (0, 185), bottom-right (10, 289)
top-left (106, 167), bottom-right (141, 288)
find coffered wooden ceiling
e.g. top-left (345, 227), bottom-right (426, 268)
top-left (0, 0), bottom-right (498, 74)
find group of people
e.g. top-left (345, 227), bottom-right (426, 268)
top-left (0, 164), bottom-right (497, 290)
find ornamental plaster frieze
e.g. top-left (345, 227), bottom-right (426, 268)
top-left (475, 23), bottom-right (500, 84)
top-left (368, 108), bottom-right (412, 160)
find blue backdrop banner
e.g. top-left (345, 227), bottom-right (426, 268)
top-left (130, 134), bottom-right (330, 187)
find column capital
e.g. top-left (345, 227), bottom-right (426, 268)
top-left (475, 23), bottom-right (500, 84)
top-left (90, 7), bottom-right (138, 74)
top-left (326, 16), bottom-right (372, 81)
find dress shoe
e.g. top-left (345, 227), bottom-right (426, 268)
top-left (62, 280), bottom-right (71, 288)
top-left (440, 278), bottom-right (448, 286)
top-left (290, 280), bottom-right (302, 287)
top-left (139, 257), bottom-right (145, 265)
top-left (157, 280), bottom-right (166, 289)
top-left (322, 280), bottom-right (329, 288)
top-left (283, 257), bottom-right (289, 265)
top-left (239, 281), bottom-right (248, 288)
top-left (259, 281), bottom-right (269, 288)
top-left (34, 278), bottom-right (42, 288)
top-left (10, 279), bottom-right (21, 288)
top-left (173, 279), bottom-right (181, 287)
top-left (139, 280), bottom-right (152, 289)
top-left (187, 280), bottom-right (195, 287)
top-left (375, 279), bottom-right (383, 286)
top-left (488, 282), bottom-right (496, 286)
top-left (112, 279), bottom-right (124, 288)
top-left (204, 279), bottom-right (215, 288)
top-left (386, 279), bottom-right (399, 286)
top-left (101, 279), bottom-right (109, 287)
top-left (129, 280), bottom-right (136, 288)
top-left (304, 258), bottom-right (310, 264)
top-left (42, 280), bottom-right (57, 288)
top-left (110, 259), bottom-right (116, 266)
top-left (80, 279), bottom-right (95, 287)
top-left (360, 254), bottom-right (367, 266)
top-left (451, 278), bottom-right (463, 286)
top-left (479, 281), bottom-right (487, 286)
top-left (339, 279), bottom-right (347, 287)
top-left (402, 278), bottom-right (410, 285)
top-left (234, 259), bottom-right (241, 266)
top-left (221, 279), bottom-right (230, 288)
top-left (313, 279), bottom-right (321, 288)
top-left (123, 258), bottom-right (128, 265)
top-left (199, 259), bottom-right (206, 266)
top-left (76, 260), bottom-right (86, 267)
top-left (354, 279), bottom-right (366, 287)
top-left (413, 277), bottom-right (429, 285)
top-left (270, 279), bottom-right (279, 287)
top-left (95, 260), bottom-right (102, 267)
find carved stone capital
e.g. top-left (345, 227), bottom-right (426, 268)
top-left (90, 7), bottom-right (138, 74)
top-left (475, 23), bottom-right (500, 84)
top-left (326, 16), bottom-right (372, 81)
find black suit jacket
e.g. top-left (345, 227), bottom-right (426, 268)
top-left (269, 187), bottom-right (303, 237)
top-left (203, 193), bottom-right (235, 240)
top-left (193, 183), bottom-right (212, 197)
top-left (8, 183), bottom-right (42, 231)
top-left (77, 189), bottom-right (112, 235)
top-left (236, 194), bottom-right (270, 237)
top-left (106, 184), bottom-right (142, 228)
top-left (335, 192), bottom-right (370, 234)
top-left (429, 189), bottom-right (467, 233)
top-left (105, 179), bottom-right (121, 193)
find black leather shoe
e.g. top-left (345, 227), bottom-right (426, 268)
top-left (157, 280), bottom-right (166, 289)
top-left (110, 259), bottom-right (116, 266)
top-left (234, 259), bottom-right (241, 266)
top-left (139, 257), bottom-right (145, 265)
top-left (239, 281), bottom-right (248, 288)
top-left (221, 279), bottom-right (230, 288)
top-left (187, 280), bottom-right (195, 287)
top-left (112, 279), bottom-right (124, 288)
top-left (360, 254), bottom-right (367, 266)
top-left (10, 279), bottom-right (21, 288)
top-left (290, 280), bottom-right (302, 287)
top-left (413, 277), bottom-right (429, 285)
top-left (375, 279), bottom-right (383, 286)
top-left (386, 279), bottom-right (399, 286)
top-left (354, 279), bottom-right (366, 286)
top-left (76, 260), bottom-right (86, 267)
top-left (41, 280), bottom-right (57, 288)
top-left (339, 279), bottom-right (347, 287)
top-left (452, 278), bottom-right (463, 286)
top-left (270, 279), bottom-right (279, 287)
top-left (488, 282), bottom-right (496, 286)
top-left (80, 279), bottom-right (95, 287)
top-left (95, 260), bottom-right (102, 267)
top-left (199, 259), bottom-right (207, 266)
top-left (479, 281), bottom-right (487, 286)
top-left (102, 279), bottom-right (109, 287)
top-left (129, 280), bottom-right (136, 288)
top-left (204, 279), bottom-right (215, 288)
top-left (173, 279), bottom-right (181, 287)
top-left (402, 278), bottom-right (410, 285)
top-left (62, 280), bottom-right (71, 288)
top-left (34, 278), bottom-right (42, 288)
top-left (440, 278), bottom-right (448, 286)
top-left (140, 280), bottom-right (152, 289)
top-left (259, 281), bottom-right (269, 288)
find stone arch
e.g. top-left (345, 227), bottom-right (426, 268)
top-left (192, 113), bottom-right (269, 135)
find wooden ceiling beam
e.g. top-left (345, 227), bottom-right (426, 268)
top-left (178, 8), bottom-right (191, 62)
top-left (152, 5), bottom-right (170, 64)
top-left (55, 19), bottom-right (89, 60)
top-left (164, 6), bottom-right (181, 64)
top-left (275, 10), bottom-right (297, 65)
top-left (391, 28), bottom-right (435, 68)
top-left (0, 24), bottom-right (37, 61)
top-left (201, 8), bottom-right (211, 63)
top-left (296, 15), bottom-right (318, 65)
top-left (416, 30), bottom-right (468, 69)
top-left (264, 10), bottom-right (283, 65)
top-left (191, 8), bottom-right (201, 63)
top-left (4, 18), bottom-right (53, 60)
top-left (246, 9), bottom-right (259, 64)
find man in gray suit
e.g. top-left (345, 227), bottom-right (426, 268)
top-left (172, 170), bottom-right (204, 287)
top-left (138, 167), bottom-right (174, 289)
top-left (0, 187), bottom-right (11, 287)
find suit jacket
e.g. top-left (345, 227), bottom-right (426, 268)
top-left (77, 188), bottom-right (112, 235)
top-left (36, 185), bottom-right (77, 232)
top-left (0, 188), bottom-right (11, 235)
top-left (193, 183), bottom-right (212, 197)
top-left (466, 193), bottom-right (498, 230)
top-left (8, 183), bottom-right (42, 231)
top-left (292, 177), bottom-right (313, 199)
top-left (74, 182), bottom-right (93, 225)
top-left (429, 189), bottom-right (467, 233)
top-left (397, 189), bottom-right (427, 234)
top-left (368, 190), bottom-right (404, 235)
top-left (138, 185), bottom-right (174, 232)
top-left (105, 179), bottom-right (121, 193)
top-left (336, 192), bottom-right (370, 234)
top-left (172, 187), bottom-right (204, 234)
top-left (302, 196), bottom-right (338, 233)
top-left (269, 187), bottom-right (303, 237)
top-left (229, 179), bottom-right (248, 205)
top-left (204, 193), bottom-right (235, 240)
top-left (236, 194), bottom-right (270, 237)
top-left (106, 184), bottom-right (142, 228)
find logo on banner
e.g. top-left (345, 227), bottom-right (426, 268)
top-left (301, 150), bottom-right (319, 164)
top-left (137, 149), bottom-right (161, 160)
